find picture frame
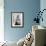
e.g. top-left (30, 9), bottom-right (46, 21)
top-left (11, 12), bottom-right (24, 28)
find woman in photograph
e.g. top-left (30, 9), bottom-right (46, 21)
top-left (15, 15), bottom-right (21, 25)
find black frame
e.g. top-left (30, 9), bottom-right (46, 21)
top-left (11, 12), bottom-right (24, 28)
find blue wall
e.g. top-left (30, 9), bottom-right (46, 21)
top-left (4, 0), bottom-right (40, 42)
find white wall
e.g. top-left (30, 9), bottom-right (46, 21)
top-left (40, 0), bottom-right (46, 27)
top-left (0, 0), bottom-right (4, 42)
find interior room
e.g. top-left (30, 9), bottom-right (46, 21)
top-left (0, 0), bottom-right (46, 46)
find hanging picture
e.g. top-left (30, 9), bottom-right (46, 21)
top-left (11, 12), bottom-right (24, 28)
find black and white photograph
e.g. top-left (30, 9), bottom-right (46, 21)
top-left (11, 12), bottom-right (24, 27)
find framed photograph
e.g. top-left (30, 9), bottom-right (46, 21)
top-left (11, 12), bottom-right (24, 28)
